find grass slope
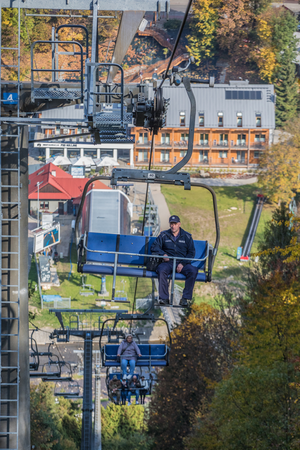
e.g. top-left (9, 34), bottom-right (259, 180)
top-left (161, 184), bottom-right (273, 304)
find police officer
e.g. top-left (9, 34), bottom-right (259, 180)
top-left (151, 215), bottom-right (198, 306)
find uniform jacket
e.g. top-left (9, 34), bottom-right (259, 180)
top-left (117, 340), bottom-right (141, 361)
top-left (150, 227), bottom-right (195, 266)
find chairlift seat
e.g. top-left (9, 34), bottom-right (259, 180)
top-left (79, 232), bottom-right (209, 282)
top-left (102, 343), bottom-right (169, 367)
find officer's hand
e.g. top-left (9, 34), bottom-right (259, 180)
top-left (163, 254), bottom-right (169, 262)
top-left (177, 263), bottom-right (184, 273)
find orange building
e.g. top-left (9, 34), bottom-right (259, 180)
top-left (132, 80), bottom-right (275, 169)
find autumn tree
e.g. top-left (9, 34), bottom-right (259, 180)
top-left (217, 0), bottom-right (254, 62)
top-left (147, 301), bottom-right (240, 450)
top-left (186, 0), bottom-right (221, 66)
top-left (186, 265), bottom-right (300, 449)
top-left (257, 137), bottom-right (300, 204)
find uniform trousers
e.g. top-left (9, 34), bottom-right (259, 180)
top-left (156, 261), bottom-right (198, 300)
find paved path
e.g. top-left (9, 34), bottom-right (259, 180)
top-left (191, 177), bottom-right (258, 187)
top-left (150, 183), bottom-right (170, 230)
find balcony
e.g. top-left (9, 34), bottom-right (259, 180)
top-left (251, 142), bottom-right (266, 149)
top-left (156, 142), bottom-right (172, 147)
top-left (234, 142), bottom-right (247, 148)
top-left (136, 140), bottom-right (151, 147)
top-left (174, 140), bottom-right (188, 147)
top-left (195, 141), bottom-right (209, 148)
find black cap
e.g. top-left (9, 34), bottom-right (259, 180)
top-left (169, 215), bottom-right (180, 223)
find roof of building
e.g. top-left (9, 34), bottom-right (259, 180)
top-left (28, 163), bottom-right (108, 200)
top-left (149, 80), bottom-right (275, 129)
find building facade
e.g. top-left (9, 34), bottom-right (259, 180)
top-left (132, 80), bottom-right (275, 168)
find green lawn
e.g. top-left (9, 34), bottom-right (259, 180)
top-left (161, 184), bottom-right (274, 304)
top-left (28, 249), bottom-right (158, 329)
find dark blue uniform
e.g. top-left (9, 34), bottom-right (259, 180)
top-left (151, 228), bottom-right (198, 301)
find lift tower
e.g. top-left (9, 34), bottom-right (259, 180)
top-left (0, 1), bottom-right (170, 449)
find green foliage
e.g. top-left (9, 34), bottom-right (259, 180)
top-left (30, 383), bottom-right (81, 449)
top-left (275, 47), bottom-right (299, 127)
top-left (102, 404), bottom-right (151, 450)
top-left (188, 364), bottom-right (300, 449)
top-left (257, 203), bottom-right (296, 271)
top-left (164, 19), bottom-right (181, 30)
top-left (147, 303), bottom-right (239, 450)
top-left (186, 0), bottom-right (220, 65)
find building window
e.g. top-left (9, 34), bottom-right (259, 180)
top-left (254, 151), bottom-right (261, 158)
top-left (219, 151), bottom-right (228, 158)
top-left (218, 112), bottom-right (223, 127)
top-left (219, 134), bottom-right (228, 146)
top-left (84, 149), bottom-right (97, 159)
top-left (174, 156), bottom-right (177, 163)
top-left (256, 113), bottom-right (261, 127)
top-left (237, 113), bottom-right (242, 127)
top-left (237, 134), bottom-right (246, 146)
top-left (199, 150), bottom-right (208, 162)
top-left (180, 150), bottom-right (187, 158)
top-left (200, 134), bottom-right (209, 145)
top-left (199, 113), bottom-right (204, 127)
top-left (49, 148), bottom-right (64, 157)
top-left (236, 151), bottom-right (246, 162)
top-left (180, 112), bottom-right (186, 127)
top-left (138, 132), bottom-right (148, 144)
top-left (67, 149), bottom-right (80, 159)
top-left (161, 150), bottom-right (170, 162)
top-left (180, 133), bottom-right (189, 142)
top-left (138, 150), bottom-right (148, 162)
top-left (161, 133), bottom-right (170, 144)
top-left (254, 134), bottom-right (266, 143)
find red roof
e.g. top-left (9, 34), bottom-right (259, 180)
top-left (28, 163), bottom-right (109, 201)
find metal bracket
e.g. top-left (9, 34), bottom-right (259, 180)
top-left (111, 168), bottom-right (191, 190)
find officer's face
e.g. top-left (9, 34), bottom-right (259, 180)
top-left (170, 221), bottom-right (180, 234)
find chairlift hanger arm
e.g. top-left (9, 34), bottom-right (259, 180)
top-left (99, 316), bottom-right (172, 349)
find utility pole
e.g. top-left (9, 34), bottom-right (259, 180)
top-left (94, 365), bottom-right (102, 450)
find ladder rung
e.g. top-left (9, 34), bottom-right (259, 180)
top-left (0, 416), bottom-right (18, 419)
top-left (0, 431), bottom-right (18, 435)
top-left (1, 65), bottom-right (18, 68)
top-left (1, 317), bottom-right (19, 320)
top-left (1, 169), bottom-right (19, 172)
top-left (1, 186), bottom-right (19, 188)
top-left (1, 47), bottom-right (18, 50)
top-left (1, 285), bottom-right (19, 288)
top-left (0, 134), bottom-right (20, 137)
top-left (0, 367), bottom-right (19, 370)
top-left (1, 152), bottom-right (20, 155)
top-left (1, 252), bottom-right (19, 255)
top-left (1, 268), bottom-right (19, 271)
top-left (1, 202), bottom-right (20, 205)
top-left (1, 383), bottom-right (18, 386)
top-left (1, 301), bottom-right (19, 304)
top-left (1, 334), bottom-right (18, 337)
top-left (1, 350), bottom-right (19, 353)
top-left (2, 219), bottom-right (19, 222)
top-left (1, 235), bottom-right (19, 238)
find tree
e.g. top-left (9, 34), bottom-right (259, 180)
top-left (274, 47), bottom-right (299, 127)
top-left (217, 0), bottom-right (254, 62)
top-left (147, 302), bottom-right (240, 450)
top-left (257, 138), bottom-right (300, 204)
top-left (186, 0), bottom-right (221, 66)
top-left (101, 404), bottom-right (150, 450)
top-left (256, 203), bottom-right (296, 272)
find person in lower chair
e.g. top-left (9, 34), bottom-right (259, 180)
top-left (128, 375), bottom-right (141, 405)
top-left (151, 215), bottom-right (198, 306)
top-left (117, 334), bottom-right (142, 377)
top-left (108, 375), bottom-right (122, 405)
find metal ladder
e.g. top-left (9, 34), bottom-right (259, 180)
top-left (0, 2), bottom-right (22, 449)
